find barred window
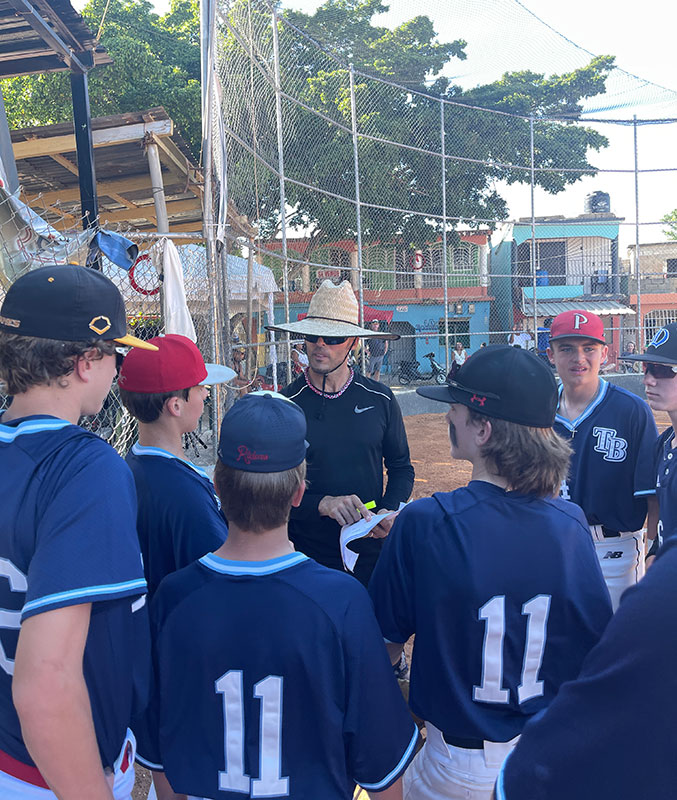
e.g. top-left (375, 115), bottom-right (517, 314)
top-left (644, 309), bottom-right (677, 346)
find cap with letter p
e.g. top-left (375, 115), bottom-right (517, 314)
top-left (217, 391), bottom-right (308, 473)
top-left (0, 265), bottom-right (157, 350)
top-left (549, 309), bottom-right (605, 345)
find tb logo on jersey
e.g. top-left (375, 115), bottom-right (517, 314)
top-left (592, 426), bottom-right (628, 462)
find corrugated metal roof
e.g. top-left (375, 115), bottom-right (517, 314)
top-left (522, 299), bottom-right (635, 316)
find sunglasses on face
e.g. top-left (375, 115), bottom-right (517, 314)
top-left (643, 362), bottom-right (677, 380)
top-left (304, 335), bottom-right (348, 346)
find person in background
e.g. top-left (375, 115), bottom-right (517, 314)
top-left (367, 320), bottom-right (389, 382)
top-left (448, 341), bottom-right (468, 380)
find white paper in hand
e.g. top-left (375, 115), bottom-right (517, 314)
top-left (340, 503), bottom-right (408, 572)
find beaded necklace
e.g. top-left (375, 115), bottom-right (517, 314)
top-left (305, 367), bottom-right (354, 399)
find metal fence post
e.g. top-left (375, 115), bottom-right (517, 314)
top-left (529, 117), bottom-right (538, 343)
top-left (272, 9), bottom-right (291, 369)
top-left (441, 99), bottom-right (450, 372)
top-left (349, 64), bottom-right (366, 370)
top-left (633, 115), bottom-right (643, 348)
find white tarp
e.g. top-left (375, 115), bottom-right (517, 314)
top-left (153, 238), bottom-right (197, 341)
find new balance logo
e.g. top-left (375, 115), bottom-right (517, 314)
top-left (592, 427), bottom-right (628, 462)
top-left (354, 405), bottom-right (374, 414)
top-left (603, 551), bottom-right (623, 559)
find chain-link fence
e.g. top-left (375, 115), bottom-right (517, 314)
top-left (209, 0), bottom-right (677, 386)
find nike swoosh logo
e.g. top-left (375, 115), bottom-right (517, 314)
top-left (354, 405), bottom-right (374, 414)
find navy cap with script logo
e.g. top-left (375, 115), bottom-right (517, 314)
top-left (623, 323), bottom-right (677, 366)
top-left (217, 391), bottom-right (308, 473)
top-left (0, 265), bottom-right (156, 350)
top-left (416, 345), bottom-right (558, 428)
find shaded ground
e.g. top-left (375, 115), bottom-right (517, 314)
top-left (132, 409), bottom-right (672, 798)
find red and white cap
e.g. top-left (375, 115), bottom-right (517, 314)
top-left (118, 334), bottom-right (236, 393)
top-left (549, 310), bottom-right (605, 345)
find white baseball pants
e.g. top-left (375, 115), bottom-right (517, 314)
top-left (403, 723), bottom-right (518, 800)
top-left (590, 527), bottom-right (645, 612)
top-left (0, 730), bottom-right (135, 800)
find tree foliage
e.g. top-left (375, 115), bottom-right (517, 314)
top-left (221, 0), bottom-right (614, 253)
top-left (662, 209), bottom-right (677, 240)
top-left (1, 0), bottom-right (202, 154)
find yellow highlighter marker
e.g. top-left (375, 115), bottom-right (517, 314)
top-left (364, 501), bottom-right (376, 511)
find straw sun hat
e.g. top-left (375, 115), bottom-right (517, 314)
top-left (266, 280), bottom-right (398, 340)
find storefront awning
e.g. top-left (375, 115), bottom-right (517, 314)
top-left (522, 299), bottom-right (635, 317)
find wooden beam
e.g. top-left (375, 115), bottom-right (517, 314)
top-left (23, 173), bottom-right (190, 206)
top-left (50, 153), bottom-right (78, 175)
top-left (99, 198), bottom-right (200, 224)
top-left (152, 136), bottom-right (203, 200)
top-left (13, 118), bottom-right (173, 160)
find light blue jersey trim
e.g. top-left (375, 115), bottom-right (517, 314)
top-left (554, 378), bottom-right (608, 431)
top-left (131, 442), bottom-right (210, 480)
top-left (359, 725), bottom-right (419, 790)
top-left (199, 552), bottom-right (309, 576)
top-left (135, 754), bottom-right (164, 771)
top-left (635, 489), bottom-right (657, 496)
top-left (22, 578), bottom-right (147, 614)
top-left (0, 416), bottom-right (73, 442)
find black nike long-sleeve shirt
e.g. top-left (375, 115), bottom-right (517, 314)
top-left (281, 372), bottom-right (414, 582)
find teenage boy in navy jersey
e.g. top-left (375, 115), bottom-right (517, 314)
top-left (623, 323), bottom-right (677, 556)
top-left (547, 309), bottom-right (658, 609)
top-left (495, 534), bottom-right (677, 800)
top-left (0, 266), bottom-right (157, 800)
top-left (369, 346), bottom-right (612, 800)
top-left (138, 391), bottom-right (419, 800)
top-left (118, 334), bottom-right (235, 599)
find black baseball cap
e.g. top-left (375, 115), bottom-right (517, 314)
top-left (622, 324), bottom-right (677, 366)
top-left (218, 391), bottom-right (308, 473)
top-left (0, 265), bottom-right (157, 350)
top-left (417, 345), bottom-right (558, 428)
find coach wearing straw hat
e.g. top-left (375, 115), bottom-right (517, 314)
top-left (268, 280), bottom-right (414, 587)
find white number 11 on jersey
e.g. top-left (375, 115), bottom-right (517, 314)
top-left (473, 594), bottom-right (551, 705)
top-left (215, 670), bottom-right (289, 797)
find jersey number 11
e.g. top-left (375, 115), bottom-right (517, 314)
top-left (474, 594), bottom-right (551, 705)
top-left (216, 670), bottom-right (289, 797)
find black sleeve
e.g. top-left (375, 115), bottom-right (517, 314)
top-left (380, 396), bottom-right (415, 510)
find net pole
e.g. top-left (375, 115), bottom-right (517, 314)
top-left (441, 99), bottom-right (450, 372)
top-left (349, 64), bottom-right (366, 371)
top-left (271, 8), bottom-right (291, 371)
top-left (633, 115), bottom-right (643, 348)
top-left (530, 117), bottom-right (538, 346)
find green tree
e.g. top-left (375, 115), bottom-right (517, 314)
top-left (1, 0), bottom-right (202, 154)
top-left (662, 209), bottom-right (677, 240)
top-left (220, 0), bottom-right (613, 259)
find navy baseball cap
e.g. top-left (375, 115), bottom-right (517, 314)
top-left (217, 391), bottom-right (308, 473)
top-left (417, 345), bottom-right (558, 428)
top-left (0, 265), bottom-right (157, 350)
top-left (623, 324), bottom-right (677, 366)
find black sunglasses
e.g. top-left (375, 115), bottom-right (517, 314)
top-left (304, 335), bottom-right (348, 346)
top-left (643, 362), bottom-right (677, 380)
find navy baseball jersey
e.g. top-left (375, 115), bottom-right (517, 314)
top-left (126, 443), bottom-right (228, 598)
top-left (496, 535), bottom-right (677, 800)
top-left (554, 380), bottom-right (657, 532)
top-left (654, 426), bottom-right (677, 544)
top-left (0, 414), bottom-right (148, 768)
top-left (137, 552), bottom-right (418, 798)
top-left (369, 481), bottom-right (612, 743)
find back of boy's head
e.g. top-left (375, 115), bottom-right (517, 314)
top-left (0, 265), bottom-right (155, 394)
top-left (214, 392), bottom-right (307, 532)
top-left (118, 334), bottom-right (235, 423)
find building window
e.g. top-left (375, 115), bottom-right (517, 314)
top-left (438, 318), bottom-right (470, 348)
top-left (644, 309), bottom-right (677, 346)
top-left (666, 259), bottom-right (677, 277)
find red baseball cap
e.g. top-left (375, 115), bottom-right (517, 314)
top-left (549, 310), bottom-right (605, 345)
top-left (118, 334), bottom-right (236, 393)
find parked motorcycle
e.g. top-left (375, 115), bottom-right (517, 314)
top-left (397, 352), bottom-right (446, 385)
